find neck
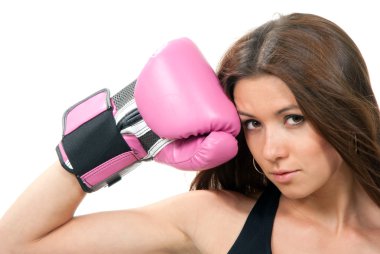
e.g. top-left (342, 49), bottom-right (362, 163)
top-left (281, 166), bottom-right (375, 235)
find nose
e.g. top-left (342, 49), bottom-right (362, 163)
top-left (261, 127), bottom-right (288, 162)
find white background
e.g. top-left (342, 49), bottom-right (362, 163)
top-left (0, 0), bottom-right (379, 216)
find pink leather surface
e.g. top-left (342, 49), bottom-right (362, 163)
top-left (81, 151), bottom-right (138, 187)
top-left (154, 131), bottom-right (238, 170)
top-left (134, 38), bottom-right (241, 170)
top-left (122, 134), bottom-right (148, 159)
top-left (64, 91), bottom-right (109, 135)
top-left (134, 38), bottom-right (240, 139)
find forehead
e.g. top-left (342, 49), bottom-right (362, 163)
top-left (233, 75), bottom-right (298, 112)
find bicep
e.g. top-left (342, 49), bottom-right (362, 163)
top-left (27, 206), bottom-right (194, 254)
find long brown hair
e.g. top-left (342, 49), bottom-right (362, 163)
top-left (190, 13), bottom-right (380, 205)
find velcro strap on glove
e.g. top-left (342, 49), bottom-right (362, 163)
top-left (56, 81), bottom-right (173, 192)
top-left (56, 89), bottom-right (140, 192)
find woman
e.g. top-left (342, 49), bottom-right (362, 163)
top-left (1, 13), bottom-right (379, 253)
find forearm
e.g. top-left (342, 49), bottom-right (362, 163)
top-left (0, 161), bottom-right (85, 250)
top-left (0, 161), bottom-right (198, 254)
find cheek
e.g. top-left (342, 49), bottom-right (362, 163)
top-left (319, 139), bottom-right (343, 171)
top-left (243, 130), bottom-right (256, 156)
top-left (300, 130), bottom-right (343, 174)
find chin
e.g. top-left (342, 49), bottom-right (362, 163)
top-left (273, 183), bottom-right (313, 200)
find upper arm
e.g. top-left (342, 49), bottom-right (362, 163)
top-left (2, 180), bottom-right (253, 254)
top-left (25, 196), bottom-right (199, 254)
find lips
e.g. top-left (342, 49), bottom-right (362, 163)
top-left (269, 169), bottom-right (300, 183)
top-left (270, 169), bottom-right (298, 175)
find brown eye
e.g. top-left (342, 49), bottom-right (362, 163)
top-left (244, 119), bottom-right (261, 130)
top-left (285, 114), bottom-right (304, 126)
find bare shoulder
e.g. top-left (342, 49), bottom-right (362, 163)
top-left (163, 188), bottom-right (256, 209)
top-left (142, 188), bottom-right (257, 216)
top-left (142, 189), bottom-right (257, 253)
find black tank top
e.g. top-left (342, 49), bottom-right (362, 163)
top-left (228, 183), bottom-right (281, 254)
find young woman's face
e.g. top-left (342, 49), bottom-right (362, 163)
top-left (234, 75), bottom-right (347, 198)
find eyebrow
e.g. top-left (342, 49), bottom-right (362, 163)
top-left (237, 105), bottom-right (300, 118)
top-left (276, 105), bottom-right (300, 115)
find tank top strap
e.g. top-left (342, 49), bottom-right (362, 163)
top-left (228, 183), bottom-right (280, 254)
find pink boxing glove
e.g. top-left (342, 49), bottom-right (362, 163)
top-left (135, 38), bottom-right (240, 168)
top-left (56, 38), bottom-right (240, 192)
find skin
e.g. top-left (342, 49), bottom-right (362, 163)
top-left (0, 162), bottom-right (254, 254)
top-left (234, 74), bottom-right (380, 253)
top-left (1, 74), bottom-right (379, 253)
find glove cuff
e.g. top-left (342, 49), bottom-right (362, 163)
top-left (56, 89), bottom-right (138, 192)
